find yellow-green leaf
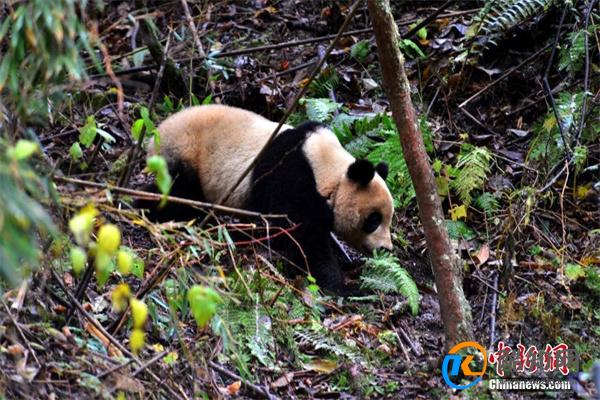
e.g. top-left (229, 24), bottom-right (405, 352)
top-left (97, 224), bottom-right (121, 254)
top-left (95, 249), bottom-right (114, 287)
top-left (70, 246), bottom-right (87, 277)
top-left (130, 298), bottom-right (148, 329)
top-left (69, 205), bottom-right (98, 246)
top-left (112, 283), bottom-right (131, 312)
top-left (450, 204), bottom-right (467, 221)
top-left (130, 328), bottom-right (145, 354)
top-left (117, 249), bottom-right (133, 275)
top-left (8, 140), bottom-right (38, 160)
top-left (187, 286), bottom-right (222, 328)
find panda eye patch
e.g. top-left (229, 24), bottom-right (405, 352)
top-left (362, 212), bottom-right (382, 233)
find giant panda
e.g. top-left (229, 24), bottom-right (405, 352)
top-left (146, 104), bottom-right (394, 294)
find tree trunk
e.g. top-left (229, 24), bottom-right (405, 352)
top-left (367, 0), bottom-right (474, 349)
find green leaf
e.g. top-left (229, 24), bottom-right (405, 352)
top-left (146, 155), bottom-right (172, 199)
top-left (78, 116), bottom-right (97, 148)
top-left (70, 246), bottom-right (87, 277)
top-left (131, 119), bottom-right (144, 141)
top-left (9, 139), bottom-right (38, 160)
top-left (350, 40), bottom-right (370, 62)
top-left (130, 256), bottom-right (144, 279)
top-left (399, 39), bottom-right (425, 59)
top-left (187, 286), bottom-right (222, 328)
top-left (445, 220), bottom-right (476, 240)
top-left (69, 142), bottom-right (83, 160)
top-left (565, 263), bottom-right (585, 280)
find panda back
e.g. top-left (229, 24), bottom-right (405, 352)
top-left (155, 105), bottom-right (290, 207)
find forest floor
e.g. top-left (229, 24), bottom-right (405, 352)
top-left (1, 0), bottom-right (599, 399)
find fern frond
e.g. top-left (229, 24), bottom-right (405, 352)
top-left (474, 192), bottom-right (500, 216)
top-left (304, 98), bottom-right (341, 122)
top-left (295, 325), bottom-right (365, 363)
top-left (468, 0), bottom-right (556, 61)
top-left (451, 144), bottom-right (492, 206)
top-left (308, 67), bottom-right (339, 98)
top-left (360, 252), bottom-right (419, 315)
top-left (559, 29), bottom-right (587, 73)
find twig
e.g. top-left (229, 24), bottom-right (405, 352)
top-left (180, 0), bottom-right (206, 58)
top-left (575, 0), bottom-right (599, 143)
top-left (401, 0), bottom-right (455, 40)
top-left (50, 269), bottom-right (185, 400)
top-left (87, 10), bottom-right (478, 80)
top-left (538, 155), bottom-right (573, 192)
top-left (96, 358), bottom-right (135, 379)
top-left (458, 43), bottom-right (552, 109)
top-left (132, 350), bottom-right (169, 377)
top-left (54, 175), bottom-right (288, 219)
top-left (98, 41), bottom-right (124, 121)
top-left (118, 32), bottom-right (172, 188)
top-left (542, 4), bottom-right (570, 156)
top-left (217, 0), bottom-right (362, 205)
top-left (397, 324), bottom-right (422, 356)
top-left (209, 361), bottom-right (277, 400)
top-left (489, 272), bottom-right (498, 348)
top-left (1, 299), bottom-right (41, 367)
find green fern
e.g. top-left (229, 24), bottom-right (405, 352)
top-left (451, 144), bottom-right (492, 206)
top-left (467, 0), bottom-right (556, 61)
top-left (360, 252), bottom-right (419, 315)
top-left (474, 192), bottom-right (500, 216)
top-left (559, 29), bottom-right (587, 73)
top-left (331, 112), bottom-right (429, 208)
top-left (304, 98), bottom-right (341, 122)
top-left (295, 324), bottom-right (365, 364)
top-left (367, 133), bottom-right (415, 208)
top-left (308, 67), bottom-right (339, 98)
top-left (529, 90), bottom-right (599, 172)
top-left (445, 220), bottom-right (477, 241)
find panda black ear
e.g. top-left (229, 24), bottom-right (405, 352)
top-left (376, 162), bottom-right (389, 180)
top-left (347, 159), bottom-right (375, 186)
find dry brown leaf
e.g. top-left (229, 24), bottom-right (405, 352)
top-left (8, 343), bottom-right (25, 357)
top-left (226, 380), bottom-right (241, 395)
top-left (473, 244), bottom-right (490, 266)
top-left (84, 321), bottom-right (123, 357)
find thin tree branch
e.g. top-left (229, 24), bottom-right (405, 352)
top-left (55, 175), bottom-right (289, 219)
top-left (118, 32), bottom-right (172, 188)
top-left (542, 4), bottom-right (570, 156)
top-left (575, 0), bottom-right (599, 143)
top-left (180, 0), bottom-right (206, 58)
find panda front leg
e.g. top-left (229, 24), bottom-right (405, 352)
top-left (291, 223), bottom-right (359, 296)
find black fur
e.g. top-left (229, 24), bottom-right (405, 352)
top-left (248, 122), bottom-right (351, 294)
top-left (347, 159), bottom-right (375, 186)
top-left (136, 158), bottom-right (207, 222)
top-left (362, 211), bottom-right (382, 234)
top-left (376, 162), bottom-right (389, 180)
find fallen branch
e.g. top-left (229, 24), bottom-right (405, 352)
top-left (55, 175), bottom-right (288, 219)
top-left (209, 361), bottom-right (277, 400)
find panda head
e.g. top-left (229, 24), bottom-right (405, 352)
top-left (332, 159), bottom-right (394, 254)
